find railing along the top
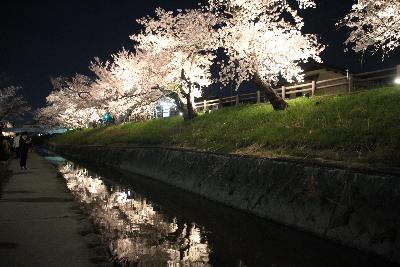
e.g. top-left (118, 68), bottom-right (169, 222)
top-left (353, 67), bottom-right (396, 81)
top-left (194, 65), bottom-right (400, 112)
top-left (350, 67), bottom-right (397, 91)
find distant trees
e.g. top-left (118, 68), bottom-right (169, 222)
top-left (0, 85), bottom-right (30, 131)
top-left (341, 0), bottom-right (400, 55)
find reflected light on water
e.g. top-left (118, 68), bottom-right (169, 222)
top-left (59, 163), bottom-right (211, 266)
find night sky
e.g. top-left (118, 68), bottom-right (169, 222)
top-left (1, 0), bottom-right (399, 115)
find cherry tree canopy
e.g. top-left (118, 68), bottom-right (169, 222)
top-left (208, 0), bottom-right (323, 109)
top-left (90, 50), bottom-right (165, 121)
top-left (341, 0), bottom-right (400, 55)
top-left (37, 51), bottom-right (168, 127)
top-left (36, 75), bottom-right (101, 128)
top-left (0, 86), bottom-right (30, 128)
top-left (132, 8), bottom-right (222, 119)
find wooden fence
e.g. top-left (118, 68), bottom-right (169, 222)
top-left (194, 65), bottom-right (399, 112)
top-left (351, 66), bottom-right (398, 91)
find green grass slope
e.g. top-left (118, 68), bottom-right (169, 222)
top-left (50, 87), bottom-right (400, 168)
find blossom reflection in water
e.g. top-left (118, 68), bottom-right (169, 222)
top-left (59, 163), bottom-right (211, 266)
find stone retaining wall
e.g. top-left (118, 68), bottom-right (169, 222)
top-left (52, 145), bottom-right (400, 263)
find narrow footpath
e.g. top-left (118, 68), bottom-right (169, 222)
top-left (0, 152), bottom-right (100, 267)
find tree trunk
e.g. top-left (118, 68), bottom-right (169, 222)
top-left (184, 93), bottom-right (196, 121)
top-left (169, 91), bottom-right (197, 121)
top-left (254, 72), bottom-right (288, 110)
top-left (178, 69), bottom-right (198, 120)
top-left (169, 92), bottom-right (185, 113)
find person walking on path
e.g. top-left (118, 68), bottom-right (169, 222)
top-left (13, 133), bottom-right (20, 158)
top-left (19, 132), bottom-right (30, 170)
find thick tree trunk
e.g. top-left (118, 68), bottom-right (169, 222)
top-left (169, 91), bottom-right (197, 121)
top-left (178, 68), bottom-right (197, 120)
top-left (184, 93), bottom-right (196, 121)
top-left (254, 72), bottom-right (288, 110)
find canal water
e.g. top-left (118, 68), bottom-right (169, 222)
top-left (41, 150), bottom-right (397, 267)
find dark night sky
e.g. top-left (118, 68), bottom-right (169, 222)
top-left (1, 0), bottom-right (399, 114)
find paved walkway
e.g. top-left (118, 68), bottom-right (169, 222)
top-left (0, 152), bottom-right (97, 267)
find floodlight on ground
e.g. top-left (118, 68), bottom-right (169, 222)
top-left (395, 77), bottom-right (400, 85)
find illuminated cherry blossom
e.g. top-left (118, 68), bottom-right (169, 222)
top-left (132, 8), bottom-right (222, 119)
top-left (35, 75), bottom-right (101, 128)
top-left (209, 0), bottom-right (323, 109)
top-left (89, 54), bottom-right (163, 122)
top-left (341, 0), bottom-right (400, 55)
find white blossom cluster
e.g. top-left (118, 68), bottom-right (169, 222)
top-left (132, 8), bottom-right (223, 114)
top-left (209, 0), bottom-right (323, 88)
top-left (36, 56), bottom-right (163, 128)
top-left (35, 75), bottom-right (102, 128)
top-left (341, 0), bottom-right (400, 55)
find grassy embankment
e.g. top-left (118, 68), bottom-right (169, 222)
top-left (50, 87), bottom-right (400, 168)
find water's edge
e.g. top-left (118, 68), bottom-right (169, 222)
top-left (50, 144), bottom-right (400, 263)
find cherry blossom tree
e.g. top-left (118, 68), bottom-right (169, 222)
top-left (36, 75), bottom-right (101, 128)
top-left (89, 51), bottom-right (165, 122)
top-left (132, 8), bottom-right (222, 120)
top-left (38, 51), bottom-right (167, 127)
top-left (209, 0), bottom-right (323, 110)
top-left (0, 86), bottom-right (30, 131)
top-left (340, 0), bottom-right (400, 55)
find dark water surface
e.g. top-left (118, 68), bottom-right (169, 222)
top-left (41, 149), bottom-right (398, 267)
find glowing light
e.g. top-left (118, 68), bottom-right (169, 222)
top-left (395, 77), bottom-right (400, 84)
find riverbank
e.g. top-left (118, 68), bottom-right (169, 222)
top-left (0, 153), bottom-right (108, 267)
top-left (52, 144), bottom-right (400, 264)
top-left (50, 87), bottom-right (400, 169)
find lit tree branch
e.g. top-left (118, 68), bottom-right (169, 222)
top-left (340, 0), bottom-right (400, 55)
